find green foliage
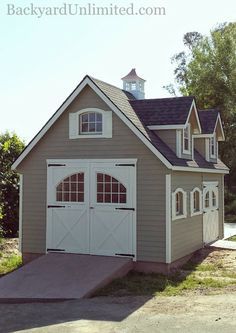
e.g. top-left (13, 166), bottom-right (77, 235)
top-left (0, 132), bottom-right (24, 237)
top-left (165, 23), bottom-right (236, 190)
top-left (0, 254), bottom-right (22, 275)
top-left (225, 199), bottom-right (236, 216)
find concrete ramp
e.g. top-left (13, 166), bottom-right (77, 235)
top-left (0, 253), bottom-right (132, 302)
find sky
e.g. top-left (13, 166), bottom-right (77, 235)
top-left (0, 0), bottom-right (235, 143)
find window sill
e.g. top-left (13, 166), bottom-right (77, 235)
top-left (190, 211), bottom-right (202, 217)
top-left (70, 133), bottom-right (112, 139)
top-left (172, 213), bottom-right (187, 221)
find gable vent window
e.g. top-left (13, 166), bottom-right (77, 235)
top-left (190, 188), bottom-right (202, 216)
top-left (183, 123), bottom-right (191, 154)
top-left (69, 108), bottom-right (112, 139)
top-left (172, 188), bottom-right (187, 220)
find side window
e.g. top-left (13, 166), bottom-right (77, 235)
top-left (172, 188), bottom-right (187, 220)
top-left (203, 185), bottom-right (219, 211)
top-left (183, 123), bottom-right (191, 154)
top-left (204, 191), bottom-right (210, 209)
top-left (190, 188), bottom-right (202, 216)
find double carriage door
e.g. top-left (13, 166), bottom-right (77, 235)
top-left (47, 161), bottom-right (135, 257)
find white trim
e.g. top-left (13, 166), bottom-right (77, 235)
top-left (12, 76), bottom-right (172, 170)
top-left (69, 108), bottom-right (112, 139)
top-left (166, 174), bottom-right (171, 263)
top-left (47, 158), bottom-right (137, 165)
top-left (209, 134), bottom-right (217, 159)
top-left (215, 114), bottom-right (225, 141)
top-left (176, 130), bottom-right (181, 158)
top-left (190, 187), bottom-right (203, 217)
top-left (193, 134), bottom-right (214, 138)
top-left (172, 166), bottom-right (229, 174)
top-left (185, 100), bottom-right (202, 133)
top-left (203, 181), bottom-right (218, 187)
top-left (205, 138), bottom-right (210, 162)
top-left (148, 125), bottom-right (185, 130)
top-left (172, 188), bottom-right (187, 221)
top-left (183, 123), bottom-right (191, 154)
top-left (18, 174), bottom-right (23, 252)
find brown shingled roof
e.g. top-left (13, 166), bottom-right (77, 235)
top-left (90, 77), bottom-right (228, 171)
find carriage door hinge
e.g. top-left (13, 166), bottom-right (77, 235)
top-left (48, 164), bottom-right (66, 167)
top-left (115, 164), bottom-right (135, 167)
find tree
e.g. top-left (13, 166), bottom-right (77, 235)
top-left (0, 132), bottom-right (25, 237)
top-left (165, 23), bottom-right (236, 190)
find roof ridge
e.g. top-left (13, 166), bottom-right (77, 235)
top-left (131, 96), bottom-right (194, 102)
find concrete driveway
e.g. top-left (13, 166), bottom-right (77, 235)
top-left (0, 294), bottom-right (236, 333)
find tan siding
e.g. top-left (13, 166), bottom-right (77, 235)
top-left (194, 137), bottom-right (206, 158)
top-left (155, 130), bottom-right (176, 154)
top-left (171, 172), bottom-right (203, 261)
top-left (17, 86), bottom-right (168, 262)
top-left (171, 171), bottom-right (224, 262)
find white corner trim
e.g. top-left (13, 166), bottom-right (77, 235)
top-left (190, 187), bottom-right (203, 217)
top-left (205, 138), bottom-right (210, 162)
top-left (148, 125), bottom-right (185, 130)
top-left (12, 76), bottom-right (173, 170)
top-left (172, 188), bottom-right (187, 221)
top-left (69, 108), bottom-right (112, 139)
top-left (166, 174), bottom-right (171, 264)
top-left (176, 130), bottom-right (181, 158)
top-left (185, 100), bottom-right (202, 133)
top-left (19, 174), bottom-right (23, 252)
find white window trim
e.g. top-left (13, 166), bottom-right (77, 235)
top-left (190, 187), bottom-right (203, 217)
top-left (209, 134), bottom-right (217, 159)
top-left (69, 108), bottom-right (112, 139)
top-left (183, 123), bottom-right (191, 154)
top-left (172, 188), bottom-right (187, 221)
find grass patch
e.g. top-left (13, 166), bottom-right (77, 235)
top-left (0, 254), bottom-right (22, 276)
top-left (95, 270), bottom-right (236, 297)
top-left (95, 250), bottom-right (236, 297)
top-left (227, 235), bottom-right (236, 241)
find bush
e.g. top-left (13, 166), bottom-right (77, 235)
top-left (225, 199), bottom-right (236, 216)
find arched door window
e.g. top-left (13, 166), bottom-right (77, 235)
top-left (56, 173), bottom-right (84, 202)
top-left (97, 173), bottom-right (126, 203)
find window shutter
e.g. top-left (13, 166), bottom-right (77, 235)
top-left (104, 111), bottom-right (112, 138)
top-left (69, 113), bottom-right (78, 139)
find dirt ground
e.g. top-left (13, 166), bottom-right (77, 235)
top-left (0, 238), bottom-right (20, 260)
top-left (0, 294), bottom-right (236, 333)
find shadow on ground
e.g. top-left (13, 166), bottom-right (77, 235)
top-left (0, 296), bottom-right (151, 333)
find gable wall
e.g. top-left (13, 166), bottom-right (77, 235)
top-left (155, 130), bottom-right (176, 154)
top-left (17, 86), bottom-right (169, 263)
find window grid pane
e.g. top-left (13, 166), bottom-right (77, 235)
top-left (80, 112), bottom-right (103, 135)
top-left (56, 173), bottom-right (84, 202)
top-left (96, 173), bottom-right (127, 204)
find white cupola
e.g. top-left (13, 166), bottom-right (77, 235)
top-left (121, 69), bottom-right (146, 99)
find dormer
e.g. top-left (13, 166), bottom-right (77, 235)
top-left (122, 69), bottom-right (146, 99)
top-left (195, 110), bottom-right (225, 163)
top-left (131, 97), bottom-right (201, 160)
